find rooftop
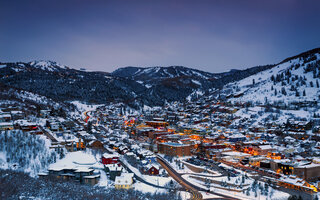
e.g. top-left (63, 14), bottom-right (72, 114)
top-left (162, 142), bottom-right (189, 147)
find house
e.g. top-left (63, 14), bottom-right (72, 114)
top-left (143, 164), bottom-right (159, 175)
top-left (64, 140), bottom-right (86, 152)
top-left (88, 140), bottom-right (104, 149)
top-left (65, 142), bottom-right (77, 152)
top-left (16, 120), bottom-right (38, 132)
top-left (114, 173), bottom-right (134, 189)
top-left (109, 165), bottom-right (123, 181)
top-left (76, 140), bottom-right (86, 151)
top-left (0, 113), bottom-right (11, 122)
top-left (0, 122), bottom-right (14, 131)
top-left (101, 153), bottom-right (119, 165)
top-left (83, 174), bottom-right (100, 185)
top-left (50, 123), bottom-right (60, 131)
top-left (40, 110), bottom-right (51, 118)
top-left (10, 111), bottom-right (24, 120)
top-left (228, 134), bottom-right (246, 143)
top-left (74, 167), bottom-right (94, 183)
top-left (48, 167), bottom-right (65, 178)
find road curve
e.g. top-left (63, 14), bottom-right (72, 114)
top-left (157, 155), bottom-right (240, 200)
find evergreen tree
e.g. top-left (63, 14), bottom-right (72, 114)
top-left (310, 81), bottom-right (314, 87)
top-left (271, 75), bottom-right (275, 82)
top-left (281, 87), bottom-right (287, 96)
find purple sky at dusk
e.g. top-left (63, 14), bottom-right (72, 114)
top-left (1, 0), bottom-right (320, 73)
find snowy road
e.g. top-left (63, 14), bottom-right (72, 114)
top-left (157, 155), bottom-right (242, 200)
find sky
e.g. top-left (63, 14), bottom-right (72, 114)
top-left (1, 0), bottom-right (320, 73)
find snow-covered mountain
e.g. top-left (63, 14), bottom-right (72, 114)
top-left (224, 48), bottom-right (320, 104)
top-left (3, 48), bottom-right (319, 107)
top-left (0, 60), bottom-right (271, 107)
top-left (112, 66), bottom-right (218, 80)
top-left (3, 60), bottom-right (69, 72)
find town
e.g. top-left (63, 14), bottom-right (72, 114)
top-left (1, 92), bottom-right (320, 200)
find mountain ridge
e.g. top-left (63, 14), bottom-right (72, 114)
top-left (0, 47), bottom-right (319, 107)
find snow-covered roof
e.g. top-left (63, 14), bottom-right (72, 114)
top-left (0, 114), bottom-right (11, 118)
top-left (115, 173), bottom-right (134, 185)
top-left (75, 167), bottom-right (94, 173)
top-left (0, 122), bottom-right (13, 126)
top-left (102, 153), bottom-right (119, 158)
top-left (258, 145), bottom-right (274, 150)
top-left (222, 151), bottom-right (251, 157)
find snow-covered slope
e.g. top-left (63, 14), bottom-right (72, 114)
top-left (4, 60), bottom-right (69, 72)
top-left (225, 48), bottom-right (320, 104)
top-left (112, 66), bottom-right (218, 80)
top-left (0, 130), bottom-right (58, 177)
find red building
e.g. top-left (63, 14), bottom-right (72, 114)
top-left (144, 164), bottom-right (160, 175)
top-left (101, 153), bottom-right (119, 165)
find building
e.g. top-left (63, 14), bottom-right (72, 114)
top-left (50, 123), bottom-right (60, 131)
top-left (74, 168), bottom-right (95, 183)
top-left (0, 113), bottom-right (11, 122)
top-left (294, 163), bottom-right (320, 181)
top-left (115, 173), bottom-right (134, 189)
top-left (101, 153), bottom-right (119, 165)
top-left (250, 145), bottom-right (275, 156)
top-left (158, 142), bottom-right (191, 157)
top-left (145, 121), bottom-right (168, 128)
top-left (10, 111), bottom-right (24, 120)
top-left (148, 131), bottom-right (173, 140)
top-left (65, 140), bottom-right (86, 152)
top-left (40, 110), bottom-right (51, 118)
top-left (0, 122), bottom-right (14, 131)
top-left (88, 140), bottom-right (104, 149)
top-left (267, 152), bottom-right (284, 160)
top-left (221, 151), bottom-right (251, 161)
top-left (109, 165), bottom-right (123, 181)
top-left (278, 175), bottom-right (317, 193)
top-left (83, 174), bottom-right (100, 185)
top-left (143, 164), bottom-right (160, 175)
top-left (228, 134), bottom-right (246, 143)
top-left (47, 166), bottom-right (99, 184)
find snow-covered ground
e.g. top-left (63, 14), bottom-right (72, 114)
top-left (49, 151), bottom-right (103, 170)
top-left (71, 101), bottom-right (104, 114)
top-left (134, 181), bottom-right (167, 194)
top-left (0, 130), bottom-right (58, 177)
top-left (183, 174), bottom-right (290, 200)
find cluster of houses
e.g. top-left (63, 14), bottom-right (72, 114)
top-left (3, 95), bottom-right (320, 194)
top-left (117, 99), bottom-right (320, 193)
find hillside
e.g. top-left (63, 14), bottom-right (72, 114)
top-left (0, 61), bottom-right (146, 106)
top-left (223, 48), bottom-right (320, 105)
top-left (0, 60), bottom-right (271, 107)
top-left (0, 130), bottom-right (59, 177)
top-left (112, 66), bottom-right (218, 81)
